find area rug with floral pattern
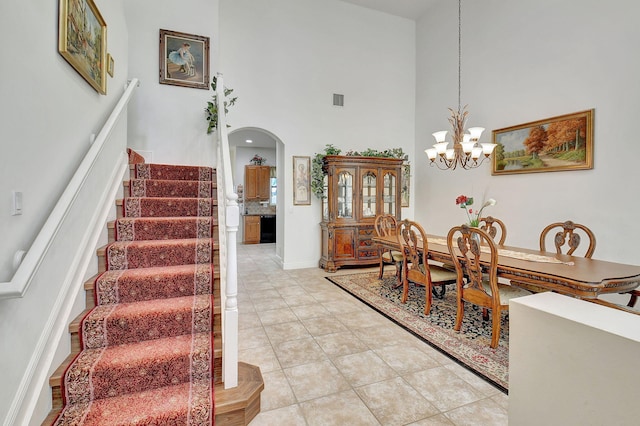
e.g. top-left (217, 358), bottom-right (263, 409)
top-left (326, 272), bottom-right (509, 391)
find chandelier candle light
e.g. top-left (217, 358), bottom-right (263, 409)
top-left (425, 0), bottom-right (497, 170)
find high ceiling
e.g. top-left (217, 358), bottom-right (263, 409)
top-left (228, 1), bottom-right (439, 151)
top-left (339, 0), bottom-right (438, 20)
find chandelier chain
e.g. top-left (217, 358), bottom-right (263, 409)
top-left (458, 0), bottom-right (462, 113)
top-left (424, 0), bottom-right (497, 170)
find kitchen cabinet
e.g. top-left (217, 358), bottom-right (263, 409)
top-left (319, 155), bottom-right (403, 272)
top-left (243, 215), bottom-right (260, 244)
top-left (245, 166), bottom-right (271, 200)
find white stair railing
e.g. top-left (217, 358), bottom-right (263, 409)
top-left (215, 73), bottom-right (239, 388)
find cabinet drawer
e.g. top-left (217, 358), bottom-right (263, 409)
top-left (359, 227), bottom-right (375, 238)
top-left (358, 247), bottom-right (379, 260)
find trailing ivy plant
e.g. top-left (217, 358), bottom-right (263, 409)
top-left (310, 145), bottom-right (409, 200)
top-left (311, 144), bottom-right (342, 199)
top-left (205, 76), bottom-right (238, 134)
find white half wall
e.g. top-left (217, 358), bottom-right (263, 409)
top-left (510, 292), bottom-right (640, 425)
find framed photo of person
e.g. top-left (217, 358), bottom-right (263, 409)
top-left (159, 29), bottom-right (210, 89)
top-left (293, 156), bottom-right (311, 205)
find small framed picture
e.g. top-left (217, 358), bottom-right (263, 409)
top-left (293, 156), bottom-right (311, 206)
top-left (159, 29), bottom-right (210, 89)
top-left (107, 53), bottom-right (114, 77)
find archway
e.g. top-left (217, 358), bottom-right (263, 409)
top-left (227, 127), bottom-right (285, 260)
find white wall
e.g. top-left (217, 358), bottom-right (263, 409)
top-left (510, 292), bottom-right (640, 424)
top-left (219, 0), bottom-right (416, 269)
top-left (0, 1), bottom-right (130, 423)
top-left (124, 0), bottom-right (219, 167)
top-left (0, 0), bottom-right (129, 283)
top-left (414, 0), bottom-right (640, 268)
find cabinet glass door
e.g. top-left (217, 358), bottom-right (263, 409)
top-left (382, 172), bottom-right (396, 215)
top-left (337, 171), bottom-right (353, 219)
top-left (362, 171), bottom-right (377, 218)
top-left (322, 175), bottom-right (329, 221)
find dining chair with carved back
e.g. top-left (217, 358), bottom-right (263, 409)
top-left (478, 216), bottom-right (507, 245)
top-left (447, 224), bottom-right (531, 349)
top-left (374, 214), bottom-right (404, 285)
top-left (397, 219), bottom-right (458, 315)
top-left (514, 220), bottom-right (597, 294)
top-left (539, 220), bottom-right (596, 258)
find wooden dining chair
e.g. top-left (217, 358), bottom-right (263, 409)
top-left (478, 216), bottom-right (507, 245)
top-left (374, 214), bottom-right (404, 285)
top-left (513, 220), bottom-right (597, 295)
top-left (539, 220), bottom-right (596, 258)
top-left (447, 225), bottom-right (531, 348)
top-left (397, 219), bottom-right (457, 315)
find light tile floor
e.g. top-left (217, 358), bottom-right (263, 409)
top-left (237, 243), bottom-right (508, 425)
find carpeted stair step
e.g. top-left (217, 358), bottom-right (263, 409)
top-left (62, 331), bottom-right (212, 406)
top-left (110, 216), bottom-right (218, 242)
top-left (53, 376), bottom-right (213, 425)
top-left (84, 266), bottom-right (220, 309)
top-left (118, 197), bottom-right (217, 218)
top-left (55, 300), bottom-right (222, 402)
top-left (133, 163), bottom-right (214, 182)
top-left (124, 179), bottom-right (214, 198)
top-left (102, 238), bottom-right (215, 271)
top-left (93, 264), bottom-right (214, 305)
top-left (80, 294), bottom-right (212, 349)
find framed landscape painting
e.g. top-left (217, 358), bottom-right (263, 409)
top-left (492, 109), bottom-right (594, 175)
top-left (58, 0), bottom-right (107, 94)
top-left (159, 29), bottom-right (210, 89)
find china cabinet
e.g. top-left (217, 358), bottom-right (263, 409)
top-left (319, 155), bottom-right (403, 272)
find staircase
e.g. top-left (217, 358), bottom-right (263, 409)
top-left (44, 158), bottom-right (262, 425)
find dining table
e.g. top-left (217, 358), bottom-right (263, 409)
top-left (372, 234), bottom-right (640, 300)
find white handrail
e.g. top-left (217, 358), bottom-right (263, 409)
top-left (0, 78), bottom-right (140, 300)
top-left (215, 73), bottom-right (240, 388)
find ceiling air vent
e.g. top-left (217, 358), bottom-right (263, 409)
top-left (333, 93), bottom-right (344, 107)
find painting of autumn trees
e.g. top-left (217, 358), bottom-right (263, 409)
top-left (492, 110), bottom-right (593, 175)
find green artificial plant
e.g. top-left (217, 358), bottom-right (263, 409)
top-left (310, 145), bottom-right (409, 200)
top-left (205, 76), bottom-right (237, 134)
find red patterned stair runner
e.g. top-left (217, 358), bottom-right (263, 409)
top-left (54, 162), bottom-right (216, 425)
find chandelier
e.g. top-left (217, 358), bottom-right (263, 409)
top-left (425, 0), bottom-right (496, 170)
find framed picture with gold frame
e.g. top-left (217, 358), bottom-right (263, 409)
top-left (492, 109), bottom-right (594, 175)
top-left (107, 53), bottom-right (114, 77)
top-left (58, 0), bottom-right (107, 95)
top-left (293, 156), bottom-right (311, 205)
top-left (159, 29), bottom-right (210, 89)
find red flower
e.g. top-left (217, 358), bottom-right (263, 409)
top-left (455, 195), bottom-right (468, 205)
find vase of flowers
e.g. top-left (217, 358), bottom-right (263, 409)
top-left (455, 195), bottom-right (496, 227)
top-left (250, 154), bottom-right (266, 165)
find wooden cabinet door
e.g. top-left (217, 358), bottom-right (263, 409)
top-left (257, 166), bottom-right (271, 199)
top-left (245, 166), bottom-right (270, 200)
top-left (333, 227), bottom-right (356, 260)
top-left (244, 215), bottom-right (260, 244)
top-left (245, 166), bottom-right (258, 199)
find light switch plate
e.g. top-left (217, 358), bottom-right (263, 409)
top-left (12, 191), bottom-right (22, 215)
